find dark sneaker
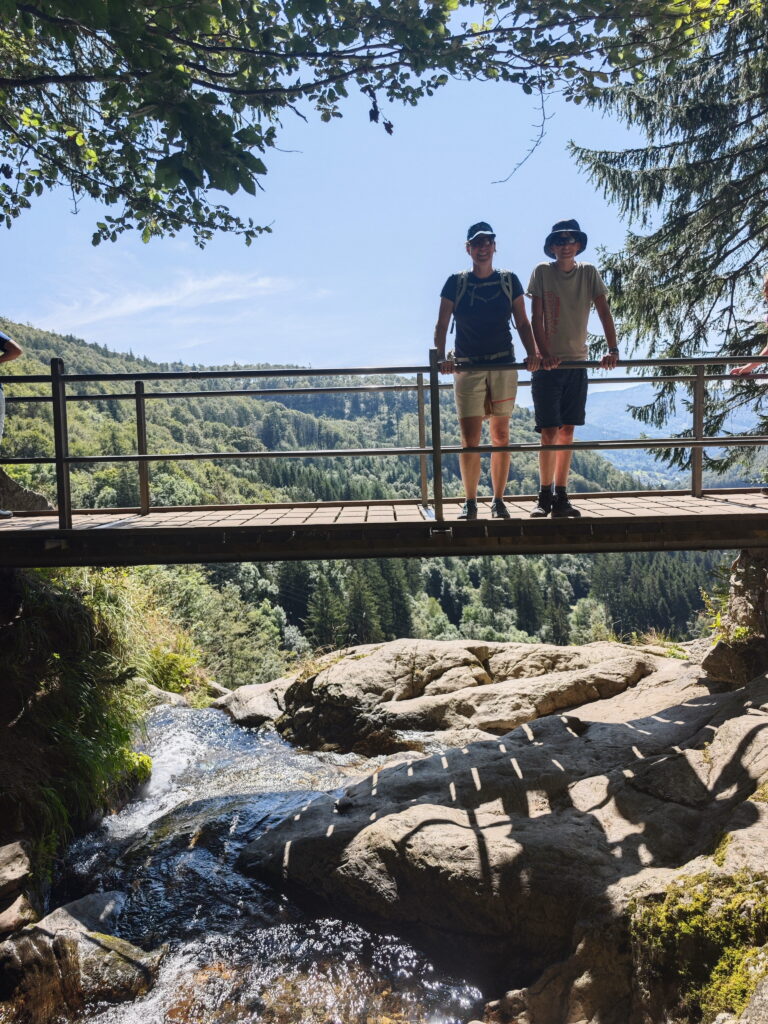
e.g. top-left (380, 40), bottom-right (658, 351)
top-left (0, 509), bottom-right (12, 519)
top-left (457, 499), bottom-right (478, 521)
top-left (551, 491), bottom-right (581, 518)
top-left (530, 489), bottom-right (553, 518)
top-left (491, 498), bottom-right (511, 519)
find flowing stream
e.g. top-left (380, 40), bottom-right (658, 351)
top-left (54, 706), bottom-right (483, 1023)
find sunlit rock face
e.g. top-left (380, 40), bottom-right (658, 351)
top-left (271, 638), bottom-right (695, 754)
top-left (240, 666), bottom-right (768, 1021)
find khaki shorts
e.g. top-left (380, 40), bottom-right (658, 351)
top-left (454, 367), bottom-right (518, 419)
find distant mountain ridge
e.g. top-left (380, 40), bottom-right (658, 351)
top-left (577, 383), bottom-right (762, 485)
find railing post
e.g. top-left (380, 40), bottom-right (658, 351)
top-left (416, 372), bottom-right (429, 507)
top-left (428, 349), bottom-right (444, 521)
top-left (691, 365), bottom-right (705, 497)
top-left (50, 357), bottom-right (72, 530)
top-left (135, 381), bottom-right (150, 515)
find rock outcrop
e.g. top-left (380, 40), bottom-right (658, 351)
top-left (213, 675), bottom-right (293, 727)
top-left (239, 655), bottom-right (768, 1023)
top-left (273, 639), bottom-right (694, 753)
top-left (0, 844), bottom-right (36, 936)
top-left (0, 892), bottom-right (165, 1023)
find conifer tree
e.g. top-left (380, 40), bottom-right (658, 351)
top-left (305, 573), bottom-right (344, 649)
top-left (344, 567), bottom-right (383, 646)
top-left (572, 3), bottom-right (768, 470)
top-left (374, 559), bottom-right (413, 639)
top-left (276, 561), bottom-right (312, 628)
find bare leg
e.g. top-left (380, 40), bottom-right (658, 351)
top-left (489, 416), bottom-right (511, 499)
top-left (538, 426), bottom-right (558, 487)
top-left (553, 424), bottom-right (575, 487)
top-left (539, 425), bottom-right (575, 488)
top-left (458, 416), bottom-right (484, 499)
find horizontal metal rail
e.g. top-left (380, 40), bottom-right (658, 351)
top-left (1, 352), bottom-right (767, 530)
top-left (6, 372), bottom-right (768, 406)
top-left (2, 434), bottom-right (767, 468)
top-left (5, 354), bottom-right (768, 390)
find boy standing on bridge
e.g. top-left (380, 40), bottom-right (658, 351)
top-left (0, 328), bottom-right (23, 519)
top-left (435, 222), bottom-right (540, 520)
top-left (527, 219), bottom-right (619, 518)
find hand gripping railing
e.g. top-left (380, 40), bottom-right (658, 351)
top-left (1, 352), bottom-right (768, 529)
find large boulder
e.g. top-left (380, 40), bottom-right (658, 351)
top-left (0, 843), bottom-right (31, 902)
top-left (274, 639), bottom-right (687, 752)
top-left (0, 843), bottom-right (36, 937)
top-left (213, 675), bottom-right (293, 727)
top-left (725, 549), bottom-right (768, 639)
top-left (239, 673), bottom-right (768, 1021)
top-left (700, 549), bottom-right (768, 687)
top-left (0, 893), bottom-right (165, 1023)
top-left (702, 637), bottom-right (768, 687)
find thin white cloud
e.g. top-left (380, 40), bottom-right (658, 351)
top-left (42, 272), bottom-right (294, 330)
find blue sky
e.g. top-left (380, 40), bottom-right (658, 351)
top-left (3, 81), bottom-right (636, 370)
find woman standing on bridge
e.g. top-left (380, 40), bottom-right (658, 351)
top-left (730, 272), bottom-right (768, 376)
top-left (434, 222), bottom-right (540, 521)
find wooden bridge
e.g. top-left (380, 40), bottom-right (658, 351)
top-left (1, 354), bottom-right (767, 568)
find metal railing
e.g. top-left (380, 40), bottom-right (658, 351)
top-left (1, 351), bottom-right (767, 530)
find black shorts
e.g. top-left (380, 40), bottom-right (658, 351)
top-left (531, 368), bottom-right (588, 432)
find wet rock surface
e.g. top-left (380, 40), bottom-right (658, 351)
top-left (241, 652), bottom-right (768, 1022)
top-left (213, 675), bottom-right (292, 727)
top-left (9, 636), bottom-right (768, 1024)
top-left (0, 707), bottom-right (483, 1023)
top-left (0, 893), bottom-right (164, 1023)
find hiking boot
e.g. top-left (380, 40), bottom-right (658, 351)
top-left (0, 509), bottom-right (12, 519)
top-left (530, 489), bottom-right (553, 518)
top-left (551, 490), bottom-right (581, 518)
top-left (457, 499), bottom-right (478, 521)
top-left (491, 498), bottom-right (511, 519)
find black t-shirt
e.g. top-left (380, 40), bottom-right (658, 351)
top-left (441, 270), bottom-right (523, 360)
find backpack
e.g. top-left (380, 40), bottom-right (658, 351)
top-left (450, 270), bottom-right (517, 333)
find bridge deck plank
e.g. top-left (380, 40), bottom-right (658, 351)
top-left (1, 492), bottom-right (767, 566)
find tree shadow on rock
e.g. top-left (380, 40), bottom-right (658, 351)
top-left (238, 683), bottom-right (768, 999)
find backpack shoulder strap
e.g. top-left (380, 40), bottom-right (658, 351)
top-left (499, 270), bottom-right (516, 308)
top-left (453, 271), bottom-right (469, 308)
top-left (450, 271), bottom-right (469, 334)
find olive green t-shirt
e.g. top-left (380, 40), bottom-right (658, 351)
top-left (527, 262), bottom-right (607, 360)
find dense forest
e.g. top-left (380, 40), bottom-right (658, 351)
top-left (0, 318), bottom-right (730, 689)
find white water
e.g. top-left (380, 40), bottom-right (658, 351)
top-left (57, 707), bottom-right (482, 1024)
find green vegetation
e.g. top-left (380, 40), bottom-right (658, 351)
top-left (0, 319), bottom-right (728, 654)
top-left (630, 871), bottom-right (768, 1022)
top-left (711, 832), bottom-right (732, 868)
top-left (575, 3), bottom-right (768, 477)
top-left (0, 317), bottom-right (636, 510)
top-left (0, 568), bottom-right (150, 870)
top-left (0, 1), bottom-right (719, 244)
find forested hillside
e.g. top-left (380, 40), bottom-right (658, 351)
top-left (0, 318), bottom-right (728, 684)
top-left (1, 317), bottom-right (634, 508)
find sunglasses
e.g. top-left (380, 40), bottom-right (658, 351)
top-left (469, 236), bottom-right (495, 247)
top-left (552, 236), bottom-right (577, 246)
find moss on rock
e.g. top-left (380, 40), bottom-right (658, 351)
top-left (630, 871), bottom-right (768, 1022)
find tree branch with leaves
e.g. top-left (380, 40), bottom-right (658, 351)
top-left (0, 0), bottom-right (723, 245)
